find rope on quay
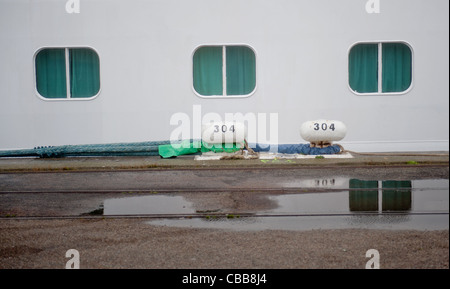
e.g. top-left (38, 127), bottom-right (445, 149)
top-left (1, 140), bottom-right (447, 158)
top-left (0, 141), bottom-right (172, 158)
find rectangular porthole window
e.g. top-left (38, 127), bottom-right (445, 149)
top-left (35, 47), bottom-right (100, 99)
top-left (193, 45), bottom-right (256, 97)
top-left (348, 42), bottom-right (412, 94)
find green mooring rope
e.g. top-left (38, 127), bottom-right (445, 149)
top-left (0, 140), bottom-right (172, 158)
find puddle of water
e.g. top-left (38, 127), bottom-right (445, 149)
top-left (267, 186), bottom-right (449, 214)
top-left (101, 179), bottom-right (449, 231)
top-left (267, 192), bottom-right (350, 214)
top-left (104, 195), bottom-right (195, 215)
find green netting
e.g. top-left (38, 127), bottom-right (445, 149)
top-left (158, 140), bottom-right (202, 158)
top-left (158, 141), bottom-right (243, 158)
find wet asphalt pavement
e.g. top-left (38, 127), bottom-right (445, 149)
top-left (0, 154), bottom-right (448, 269)
top-left (0, 163), bottom-right (448, 194)
top-left (0, 161), bottom-right (448, 218)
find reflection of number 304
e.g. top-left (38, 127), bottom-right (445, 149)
top-left (314, 123), bottom-right (335, 131)
top-left (214, 125), bottom-right (236, 133)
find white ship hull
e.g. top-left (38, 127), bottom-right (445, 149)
top-left (0, 0), bottom-right (448, 152)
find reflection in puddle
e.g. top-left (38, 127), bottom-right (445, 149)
top-left (349, 179), bottom-right (414, 212)
top-left (282, 178), bottom-right (349, 189)
top-left (102, 179), bottom-right (449, 231)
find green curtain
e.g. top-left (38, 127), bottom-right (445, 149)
top-left (348, 44), bottom-right (378, 93)
top-left (35, 48), bottom-right (67, 98)
top-left (226, 46), bottom-right (256, 95)
top-left (382, 43), bottom-right (412, 93)
top-left (193, 46), bottom-right (256, 96)
top-left (70, 48), bottom-right (100, 98)
top-left (193, 46), bottom-right (223, 96)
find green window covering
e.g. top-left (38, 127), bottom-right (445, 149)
top-left (35, 47), bottom-right (100, 99)
top-left (348, 44), bottom-right (378, 93)
top-left (193, 46), bottom-right (223, 96)
top-left (382, 43), bottom-right (412, 93)
top-left (349, 42), bottom-right (412, 94)
top-left (35, 48), bottom-right (67, 99)
top-left (226, 46), bottom-right (256, 95)
top-left (193, 45), bottom-right (256, 96)
top-left (70, 48), bottom-right (100, 98)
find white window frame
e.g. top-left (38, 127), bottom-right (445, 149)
top-left (348, 41), bottom-right (414, 96)
top-left (192, 44), bottom-right (257, 99)
top-left (33, 46), bottom-right (101, 101)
